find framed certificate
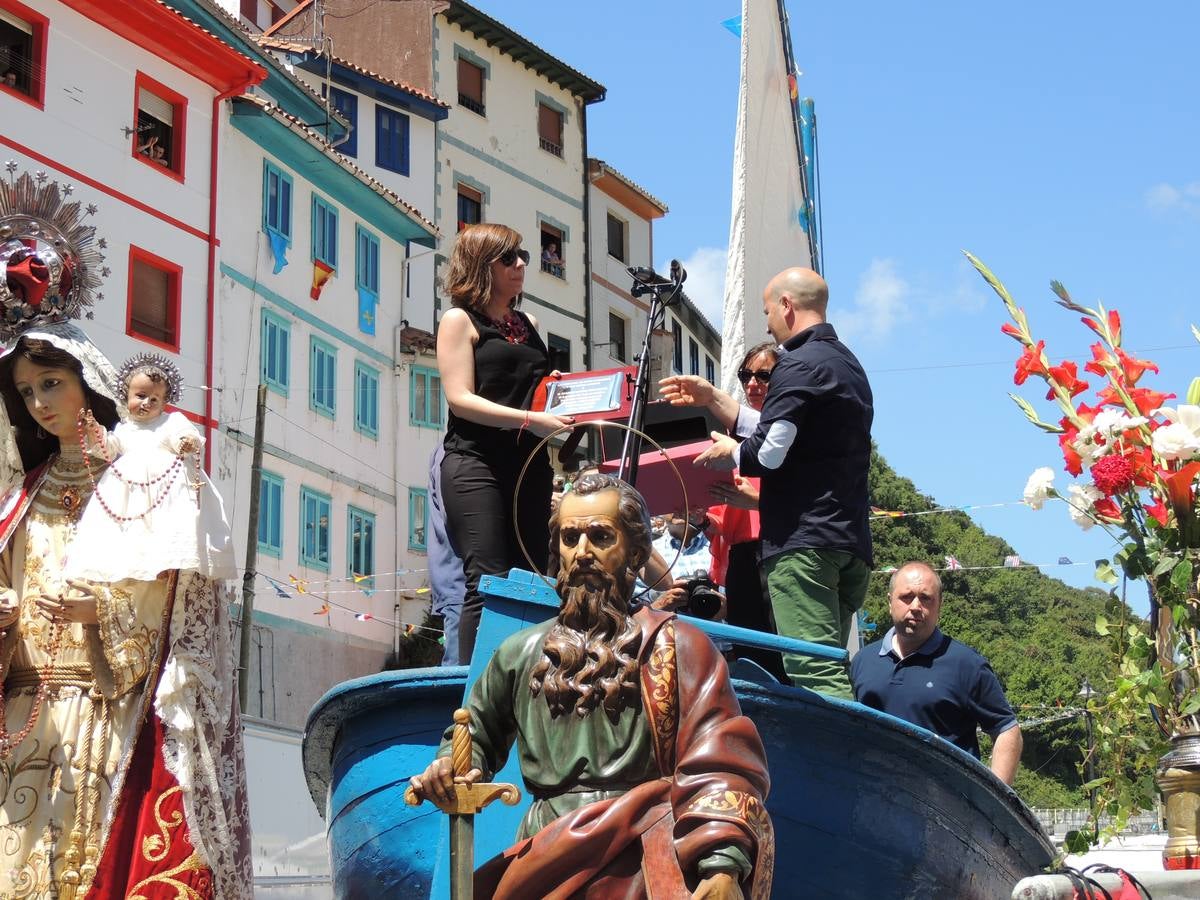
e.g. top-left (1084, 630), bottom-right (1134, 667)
top-left (531, 366), bottom-right (636, 423)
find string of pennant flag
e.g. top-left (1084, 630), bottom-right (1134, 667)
top-left (876, 556), bottom-right (1087, 576)
top-left (869, 501), bottom-right (1026, 520)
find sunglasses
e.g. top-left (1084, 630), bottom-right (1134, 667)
top-left (737, 368), bottom-right (773, 385)
top-left (497, 248), bottom-right (531, 267)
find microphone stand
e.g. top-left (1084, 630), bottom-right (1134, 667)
top-left (616, 266), bottom-right (685, 486)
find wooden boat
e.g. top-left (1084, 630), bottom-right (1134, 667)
top-left (302, 570), bottom-right (1054, 898)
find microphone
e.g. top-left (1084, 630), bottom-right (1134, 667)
top-left (669, 259), bottom-right (687, 285)
top-left (628, 266), bottom-right (671, 286)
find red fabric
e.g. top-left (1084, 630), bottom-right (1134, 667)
top-left (5, 253), bottom-right (52, 307)
top-left (706, 477), bottom-right (760, 585)
top-left (85, 714), bottom-right (214, 899)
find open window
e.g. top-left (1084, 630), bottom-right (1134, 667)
top-left (457, 57), bottom-right (485, 116)
top-left (0, 1), bottom-right (47, 107)
top-left (457, 184), bottom-right (482, 232)
top-left (538, 103), bottom-right (563, 157)
top-left (133, 72), bottom-right (186, 178)
top-left (607, 312), bottom-right (627, 363)
top-left (539, 223), bottom-right (564, 279)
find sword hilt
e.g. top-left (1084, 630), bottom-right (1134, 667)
top-left (405, 708), bottom-right (522, 814)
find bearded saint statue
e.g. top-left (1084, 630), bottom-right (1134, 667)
top-left (409, 473), bottom-right (774, 900)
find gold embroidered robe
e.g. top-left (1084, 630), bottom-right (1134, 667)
top-left (0, 451), bottom-right (174, 897)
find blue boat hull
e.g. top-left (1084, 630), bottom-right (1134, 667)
top-left (302, 575), bottom-right (1053, 898)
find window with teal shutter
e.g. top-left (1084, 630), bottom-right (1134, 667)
top-left (408, 488), bottom-right (428, 551)
top-left (261, 309), bottom-right (290, 396)
top-left (262, 161), bottom-right (293, 242)
top-left (300, 487), bottom-right (331, 571)
top-left (354, 362), bottom-right (379, 437)
top-left (258, 471), bottom-right (284, 558)
top-left (311, 195), bottom-right (338, 268)
top-left (410, 366), bottom-right (443, 429)
top-left (356, 225), bottom-right (380, 295)
top-left (348, 506), bottom-right (375, 589)
top-left (310, 337), bottom-right (336, 418)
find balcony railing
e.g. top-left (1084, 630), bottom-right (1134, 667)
top-left (458, 94), bottom-right (485, 116)
top-left (540, 259), bottom-right (565, 279)
top-left (539, 137), bottom-right (563, 157)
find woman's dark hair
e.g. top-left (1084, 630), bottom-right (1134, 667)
top-left (0, 337), bottom-right (120, 472)
top-left (740, 341), bottom-right (779, 373)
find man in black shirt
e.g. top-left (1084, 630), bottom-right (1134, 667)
top-left (695, 267), bottom-right (873, 698)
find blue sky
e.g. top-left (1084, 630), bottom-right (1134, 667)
top-left (485, 2), bottom-right (1200, 613)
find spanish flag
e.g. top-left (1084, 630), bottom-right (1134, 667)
top-left (310, 259), bottom-right (334, 300)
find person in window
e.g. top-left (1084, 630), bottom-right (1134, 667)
top-left (437, 224), bottom-right (574, 664)
top-left (2, 71), bottom-right (16, 89)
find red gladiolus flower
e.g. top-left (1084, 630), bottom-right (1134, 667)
top-left (1145, 496), bottom-right (1170, 527)
top-left (1164, 461), bottom-right (1200, 523)
top-left (1046, 361), bottom-right (1089, 399)
top-left (1059, 426), bottom-right (1083, 476)
top-left (1091, 455), bottom-right (1136, 495)
top-left (1000, 322), bottom-right (1022, 340)
top-left (1075, 402), bottom-right (1102, 425)
top-left (1014, 341), bottom-right (1046, 385)
top-left (1107, 309), bottom-right (1122, 344)
top-left (1126, 387), bottom-right (1173, 416)
top-left (1114, 348), bottom-right (1159, 386)
top-left (1120, 445), bottom-right (1159, 488)
top-left (1093, 496), bottom-right (1122, 519)
top-left (1084, 342), bottom-right (1114, 378)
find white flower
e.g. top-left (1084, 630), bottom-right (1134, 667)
top-left (1153, 405), bottom-right (1200, 461)
top-left (1023, 467), bottom-right (1056, 510)
top-left (1083, 409), bottom-right (1148, 442)
top-left (1067, 483), bottom-right (1104, 531)
top-left (1152, 422), bottom-right (1200, 462)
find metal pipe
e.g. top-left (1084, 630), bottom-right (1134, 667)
top-left (238, 383), bottom-right (268, 713)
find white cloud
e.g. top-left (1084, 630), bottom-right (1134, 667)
top-left (660, 247), bottom-right (726, 329)
top-left (1145, 181), bottom-right (1200, 214)
top-left (836, 258), bottom-right (911, 343)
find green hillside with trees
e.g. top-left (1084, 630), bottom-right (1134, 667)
top-left (864, 449), bottom-right (1121, 807)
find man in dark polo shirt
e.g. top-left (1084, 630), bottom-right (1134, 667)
top-left (695, 267), bottom-right (873, 698)
top-left (851, 561), bottom-right (1023, 784)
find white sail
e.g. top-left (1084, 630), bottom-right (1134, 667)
top-left (720, 0), bottom-right (813, 396)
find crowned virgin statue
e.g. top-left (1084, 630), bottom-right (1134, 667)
top-left (0, 171), bottom-right (251, 898)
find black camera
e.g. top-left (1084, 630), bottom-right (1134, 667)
top-left (682, 570), bottom-right (723, 621)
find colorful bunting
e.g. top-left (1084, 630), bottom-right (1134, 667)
top-left (721, 15), bottom-right (742, 37)
top-left (313, 603), bottom-right (330, 615)
top-left (355, 612), bottom-right (373, 622)
top-left (944, 556), bottom-right (962, 571)
top-left (1058, 556), bottom-right (1073, 565)
top-left (288, 575), bottom-right (309, 595)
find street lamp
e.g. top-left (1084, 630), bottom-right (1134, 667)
top-left (1079, 678), bottom-right (1097, 825)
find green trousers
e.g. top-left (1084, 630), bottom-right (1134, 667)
top-left (764, 548), bottom-right (870, 699)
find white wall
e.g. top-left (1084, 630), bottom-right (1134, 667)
top-left (0, 0), bottom-right (218, 426)
top-left (433, 18), bottom-right (589, 370)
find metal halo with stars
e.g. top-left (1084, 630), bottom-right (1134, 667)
top-left (0, 164), bottom-right (106, 343)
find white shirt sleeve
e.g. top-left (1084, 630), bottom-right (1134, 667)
top-left (738, 420), bottom-right (798, 471)
top-left (733, 405), bottom-right (760, 439)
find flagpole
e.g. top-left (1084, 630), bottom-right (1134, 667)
top-left (239, 383), bottom-right (268, 714)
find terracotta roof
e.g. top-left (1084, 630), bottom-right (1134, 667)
top-left (254, 36), bottom-right (449, 109)
top-left (589, 158), bottom-right (668, 215)
top-left (235, 94), bottom-right (438, 237)
top-left (399, 325), bottom-right (436, 354)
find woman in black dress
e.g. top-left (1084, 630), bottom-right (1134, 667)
top-left (437, 224), bottom-right (573, 663)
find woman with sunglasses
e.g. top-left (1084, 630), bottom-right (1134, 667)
top-left (659, 341), bottom-right (789, 681)
top-left (437, 224), bottom-right (574, 663)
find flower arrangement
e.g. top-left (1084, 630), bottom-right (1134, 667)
top-left (967, 252), bottom-right (1200, 847)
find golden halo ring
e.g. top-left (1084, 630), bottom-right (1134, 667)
top-left (512, 419), bottom-right (692, 595)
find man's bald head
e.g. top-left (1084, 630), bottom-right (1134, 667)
top-left (762, 267), bottom-right (828, 342)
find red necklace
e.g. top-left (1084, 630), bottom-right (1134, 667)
top-left (76, 413), bottom-right (185, 523)
top-left (491, 311), bottom-right (529, 345)
top-left (0, 618), bottom-right (61, 758)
